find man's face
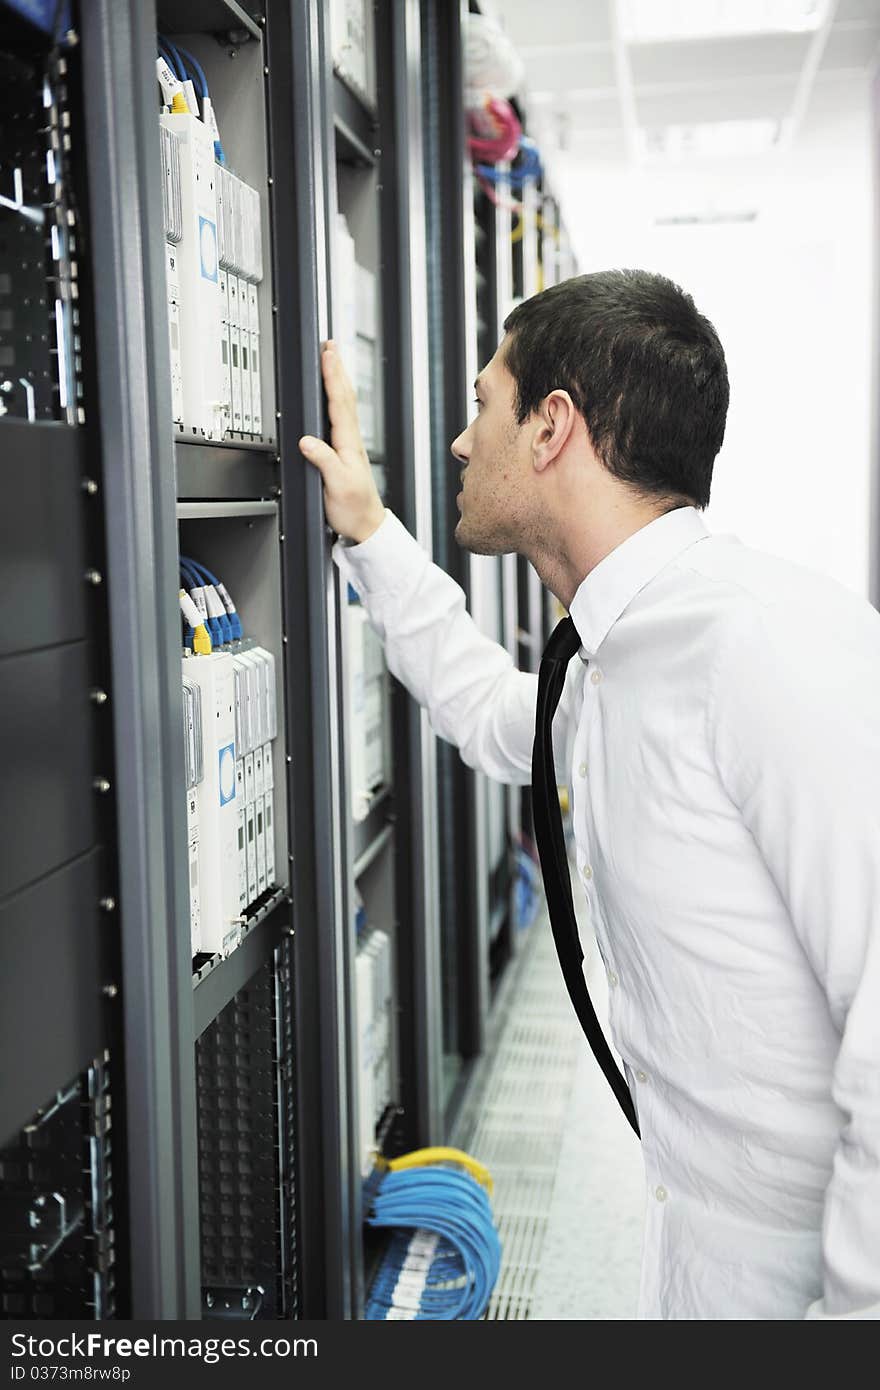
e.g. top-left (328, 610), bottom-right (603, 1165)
top-left (450, 341), bottom-right (530, 555)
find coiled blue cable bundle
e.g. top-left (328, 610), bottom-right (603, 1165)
top-left (364, 1157), bottom-right (502, 1320)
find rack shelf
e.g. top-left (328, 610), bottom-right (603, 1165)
top-left (353, 822), bottom-right (394, 881)
top-left (192, 885), bottom-right (290, 1038)
top-left (333, 73), bottom-right (377, 167)
top-left (176, 499), bottom-right (278, 520)
top-left (156, 0), bottom-right (261, 43)
top-left (175, 440), bottom-right (279, 503)
top-left (351, 785), bottom-right (393, 869)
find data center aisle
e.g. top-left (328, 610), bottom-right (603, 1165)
top-left (456, 909), bottom-right (645, 1320)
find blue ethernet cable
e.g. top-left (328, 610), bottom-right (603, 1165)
top-left (168, 42), bottom-right (227, 163)
top-left (179, 558), bottom-right (234, 645)
top-left (178, 560), bottom-right (217, 642)
top-left (158, 36), bottom-right (187, 82)
top-left (175, 45), bottom-right (208, 99)
top-left (179, 560), bottom-right (224, 647)
top-left (181, 557), bottom-right (242, 640)
top-left (365, 1166), bottom-right (501, 1319)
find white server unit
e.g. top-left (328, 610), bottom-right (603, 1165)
top-left (182, 676), bottom-right (204, 956)
top-left (230, 642), bottom-right (278, 907)
top-left (160, 126), bottom-right (184, 427)
top-left (362, 616), bottom-right (387, 794)
top-left (335, 213), bottom-right (358, 387)
top-left (331, 0), bottom-right (371, 100)
top-left (245, 797), bottom-right (257, 904)
top-left (239, 286), bottom-right (253, 434)
top-left (263, 738), bottom-right (275, 887)
top-left (255, 793), bottom-right (267, 897)
top-left (354, 263), bottom-right (378, 453)
top-left (229, 320), bottom-right (243, 433)
top-left (181, 652), bottom-right (241, 956)
top-left (365, 929), bottom-right (392, 1122)
top-left (217, 167), bottom-right (264, 437)
top-left (356, 945), bottom-right (377, 1177)
top-left (348, 600), bottom-right (369, 823)
top-left (218, 267), bottom-right (232, 435)
top-left (247, 281), bottom-right (262, 435)
top-left (347, 600), bottom-right (388, 821)
top-left (159, 109), bottom-right (223, 440)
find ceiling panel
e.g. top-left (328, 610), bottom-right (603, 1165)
top-left (564, 92), bottom-right (628, 123)
top-left (627, 33), bottom-right (813, 87)
top-left (635, 76), bottom-right (797, 126)
top-left (835, 0), bottom-right (880, 21)
top-left (563, 128), bottom-right (630, 163)
top-left (820, 23), bottom-right (880, 69)
top-left (497, 0), bottom-right (614, 46)
top-left (515, 45), bottom-right (618, 92)
top-left (494, 0), bottom-right (874, 177)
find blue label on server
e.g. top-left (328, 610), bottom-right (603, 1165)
top-left (218, 744), bottom-right (236, 805)
top-left (199, 216), bottom-right (218, 282)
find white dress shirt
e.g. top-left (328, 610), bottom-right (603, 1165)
top-left (335, 505), bottom-right (880, 1320)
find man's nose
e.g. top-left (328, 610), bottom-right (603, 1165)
top-left (450, 427), bottom-right (470, 463)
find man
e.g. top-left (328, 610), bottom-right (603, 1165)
top-left (299, 269), bottom-right (880, 1320)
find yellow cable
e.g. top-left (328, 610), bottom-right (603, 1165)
top-left (192, 623), bottom-right (212, 654)
top-left (171, 92), bottom-right (190, 115)
top-left (385, 1146), bottom-right (494, 1195)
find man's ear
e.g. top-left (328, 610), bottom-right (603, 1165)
top-left (532, 389), bottom-right (577, 473)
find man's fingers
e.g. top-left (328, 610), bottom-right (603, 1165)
top-left (298, 435), bottom-right (340, 476)
top-left (321, 345), bottom-right (364, 455)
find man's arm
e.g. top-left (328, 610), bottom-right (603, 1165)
top-left (709, 595), bottom-right (880, 1319)
top-left (298, 343), bottom-right (574, 785)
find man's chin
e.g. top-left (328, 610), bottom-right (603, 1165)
top-left (453, 517), bottom-right (508, 557)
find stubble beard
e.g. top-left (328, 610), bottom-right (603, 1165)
top-left (454, 510), bottom-right (515, 556)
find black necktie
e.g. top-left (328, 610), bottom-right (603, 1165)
top-left (531, 615), bottom-right (640, 1138)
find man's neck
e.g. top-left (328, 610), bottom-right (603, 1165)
top-left (528, 499), bottom-right (684, 610)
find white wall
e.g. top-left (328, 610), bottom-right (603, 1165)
top-left (551, 74), bottom-right (875, 597)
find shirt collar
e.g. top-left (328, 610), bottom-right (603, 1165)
top-left (569, 506), bottom-right (710, 658)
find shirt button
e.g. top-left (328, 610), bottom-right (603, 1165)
top-left (608, 970), bottom-right (618, 988)
top-left (636, 1070), bottom-right (648, 1083)
top-left (655, 1186), bottom-right (667, 1203)
top-left (590, 669), bottom-right (602, 685)
top-left (577, 761), bottom-right (588, 778)
top-left (582, 865), bottom-right (592, 881)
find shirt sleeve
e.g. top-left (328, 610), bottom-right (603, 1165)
top-left (333, 510), bottom-right (575, 787)
top-left (708, 594), bottom-right (880, 1319)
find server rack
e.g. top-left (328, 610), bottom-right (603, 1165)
top-left (1, 0), bottom-right (152, 1319)
top-left (0, 0), bottom-right (577, 1322)
top-left (326, 0), bottom-right (444, 1317)
top-left (418, 0), bottom-right (487, 1130)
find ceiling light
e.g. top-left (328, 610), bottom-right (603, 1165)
top-left (638, 118), bottom-right (781, 159)
top-left (619, 0), bottom-right (830, 44)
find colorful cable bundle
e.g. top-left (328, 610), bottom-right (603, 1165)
top-left (364, 1148), bottom-right (502, 1320)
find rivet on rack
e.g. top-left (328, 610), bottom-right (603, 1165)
top-left (84, 568), bottom-right (102, 585)
top-left (102, 984), bottom-right (118, 999)
top-left (99, 897), bottom-right (116, 912)
top-left (89, 688), bottom-right (108, 705)
top-left (92, 777), bottom-right (111, 794)
top-left (81, 477), bottom-right (98, 495)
